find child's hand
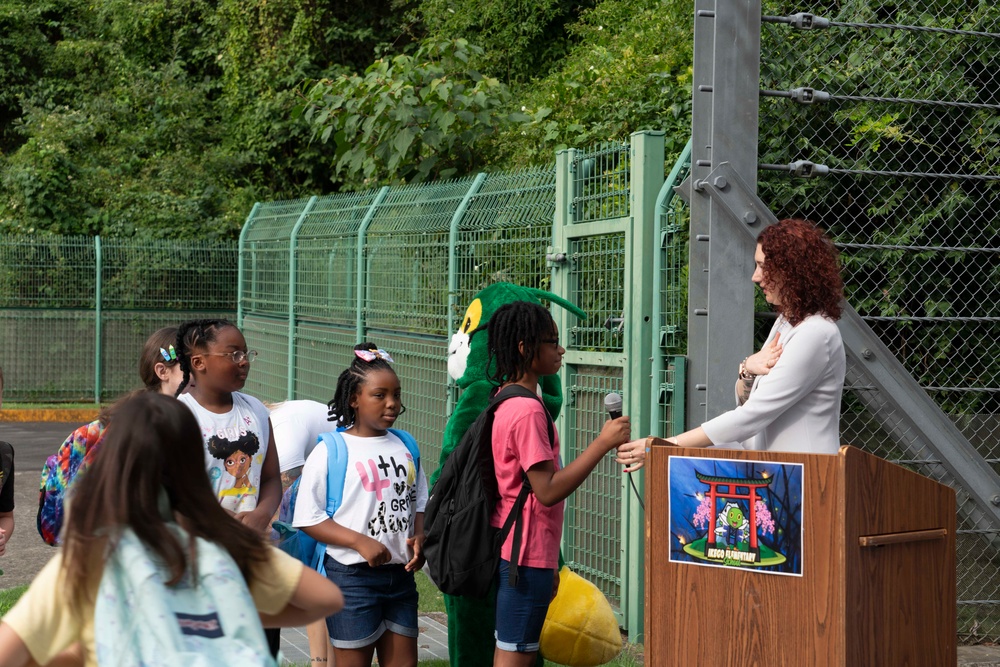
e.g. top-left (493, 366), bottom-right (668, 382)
top-left (357, 536), bottom-right (392, 568)
top-left (236, 508), bottom-right (273, 534)
top-left (0, 528), bottom-right (6, 556)
top-left (598, 415), bottom-right (631, 452)
top-left (405, 533), bottom-right (426, 572)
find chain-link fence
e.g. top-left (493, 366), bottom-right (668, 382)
top-left (754, 1), bottom-right (1000, 643)
top-left (0, 235), bottom-right (236, 401)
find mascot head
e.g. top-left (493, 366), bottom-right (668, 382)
top-left (448, 282), bottom-right (586, 387)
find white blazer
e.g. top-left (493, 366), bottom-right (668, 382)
top-left (701, 313), bottom-right (846, 454)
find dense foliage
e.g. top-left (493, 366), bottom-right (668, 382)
top-left (0, 0), bottom-right (695, 237)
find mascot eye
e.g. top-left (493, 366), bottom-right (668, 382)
top-left (461, 298), bottom-right (483, 334)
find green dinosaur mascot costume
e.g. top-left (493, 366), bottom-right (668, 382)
top-left (431, 282), bottom-right (585, 667)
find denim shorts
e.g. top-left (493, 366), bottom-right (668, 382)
top-left (323, 555), bottom-right (419, 649)
top-left (494, 559), bottom-right (556, 653)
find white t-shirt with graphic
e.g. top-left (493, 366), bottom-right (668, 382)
top-left (292, 431), bottom-right (429, 566)
top-left (179, 391), bottom-right (272, 514)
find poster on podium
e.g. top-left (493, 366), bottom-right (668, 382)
top-left (667, 455), bottom-right (804, 576)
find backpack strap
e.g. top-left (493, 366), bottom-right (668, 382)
top-left (387, 428), bottom-right (420, 473)
top-left (319, 430), bottom-right (351, 516)
top-left (488, 384), bottom-right (556, 588)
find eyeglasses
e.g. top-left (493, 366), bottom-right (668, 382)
top-left (203, 350), bottom-right (258, 364)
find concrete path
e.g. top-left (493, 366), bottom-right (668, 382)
top-left (277, 615), bottom-right (449, 665)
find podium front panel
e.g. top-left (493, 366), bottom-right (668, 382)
top-left (646, 444), bottom-right (957, 667)
top-left (646, 446), bottom-right (843, 666)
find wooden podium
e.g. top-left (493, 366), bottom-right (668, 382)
top-left (645, 442), bottom-right (956, 666)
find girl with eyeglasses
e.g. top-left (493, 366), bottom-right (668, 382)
top-left (173, 318), bottom-right (285, 657)
top-left (174, 319), bottom-right (279, 527)
top-left (485, 302), bottom-right (630, 667)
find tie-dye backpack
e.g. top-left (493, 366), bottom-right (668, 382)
top-left (37, 419), bottom-right (105, 546)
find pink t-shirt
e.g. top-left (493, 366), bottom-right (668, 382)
top-left (490, 395), bottom-right (563, 569)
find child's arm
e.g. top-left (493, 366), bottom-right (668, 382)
top-left (258, 564), bottom-right (344, 628)
top-left (300, 520), bottom-right (391, 568)
top-left (237, 420), bottom-right (282, 534)
top-left (404, 513), bottom-right (425, 572)
top-left (0, 624), bottom-right (31, 667)
top-left (293, 446), bottom-right (392, 567)
top-left (525, 415), bottom-right (630, 507)
top-left (0, 512), bottom-right (13, 556)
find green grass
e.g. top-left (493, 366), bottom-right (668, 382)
top-left (0, 585), bottom-right (27, 616)
top-left (415, 570), bottom-right (445, 613)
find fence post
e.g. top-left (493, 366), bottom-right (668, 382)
top-left (287, 197), bottom-right (318, 400)
top-left (621, 131), bottom-right (664, 643)
top-left (446, 173), bottom-right (487, 418)
top-left (237, 202), bottom-right (261, 328)
top-left (93, 236), bottom-right (103, 404)
top-left (650, 138), bottom-right (692, 438)
top-left (356, 187), bottom-right (391, 342)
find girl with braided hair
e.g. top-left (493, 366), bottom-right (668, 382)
top-left (486, 301), bottom-right (630, 667)
top-left (174, 319), bottom-right (281, 527)
top-left (173, 319), bottom-right (284, 657)
top-left (293, 342), bottom-right (428, 667)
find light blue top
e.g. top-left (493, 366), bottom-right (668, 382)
top-left (701, 313), bottom-right (846, 454)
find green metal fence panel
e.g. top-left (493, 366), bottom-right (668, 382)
top-left (295, 191), bottom-right (384, 324)
top-left (241, 199), bottom-right (309, 317)
top-left (241, 314), bottom-right (292, 405)
top-left (291, 323), bottom-right (359, 404)
top-left (0, 309), bottom-right (98, 401)
top-left (364, 179), bottom-right (478, 336)
top-left (562, 365), bottom-right (626, 607)
top-left (0, 235), bottom-right (236, 402)
top-left (453, 168), bottom-right (557, 307)
top-left (652, 140), bottom-right (692, 438)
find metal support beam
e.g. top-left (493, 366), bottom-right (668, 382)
top-left (687, 0), bottom-right (763, 425)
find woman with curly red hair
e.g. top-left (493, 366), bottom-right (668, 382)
top-left (618, 218), bottom-right (846, 460)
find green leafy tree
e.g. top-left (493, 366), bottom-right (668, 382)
top-left (485, 0), bottom-right (694, 168)
top-left (420, 0), bottom-right (594, 83)
top-left (303, 38), bottom-right (517, 187)
top-left (217, 0), bottom-right (419, 193)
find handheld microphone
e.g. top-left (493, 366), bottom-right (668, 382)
top-left (604, 392), bottom-right (623, 420)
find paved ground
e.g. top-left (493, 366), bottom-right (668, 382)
top-left (0, 419), bottom-right (997, 665)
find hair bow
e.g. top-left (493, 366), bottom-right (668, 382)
top-left (354, 349), bottom-right (394, 363)
top-left (159, 345), bottom-right (177, 362)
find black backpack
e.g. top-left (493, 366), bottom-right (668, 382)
top-left (423, 384), bottom-right (554, 598)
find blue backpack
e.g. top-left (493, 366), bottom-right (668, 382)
top-left (273, 427), bottom-right (420, 574)
top-left (94, 525), bottom-right (277, 667)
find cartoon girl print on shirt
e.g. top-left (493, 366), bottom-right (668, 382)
top-left (208, 431), bottom-right (261, 513)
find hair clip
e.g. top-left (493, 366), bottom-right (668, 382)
top-left (159, 345), bottom-right (178, 362)
top-left (354, 349), bottom-right (394, 363)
